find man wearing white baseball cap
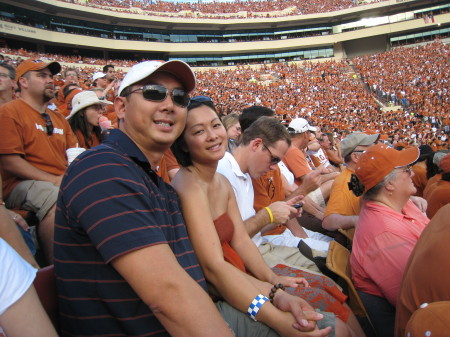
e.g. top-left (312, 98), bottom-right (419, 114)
top-left (55, 61), bottom-right (290, 337)
top-left (283, 118), bottom-right (341, 241)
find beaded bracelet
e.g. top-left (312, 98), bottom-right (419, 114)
top-left (268, 284), bottom-right (285, 303)
top-left (264, 207), bottom-right (274, 223)
top-left (247, 294), bottom-right (269, 321)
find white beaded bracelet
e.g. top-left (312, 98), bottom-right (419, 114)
top-left (247, 294), bottom-right (269, 321)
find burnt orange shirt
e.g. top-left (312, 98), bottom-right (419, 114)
top-left (0, 99), bottom-right (77, 198)
top-left (282, 146), bottom-right (312, 186)
top-left (412, 163), bottom-right (428, 197)
top-left (156, 149), bottom-right (180, 184)
top-left (423, 173), bottom-right (441, 200)
top-left (73, 129), bottom-right (101, 149)
top-left (426, 180), bottom-right (450, 219)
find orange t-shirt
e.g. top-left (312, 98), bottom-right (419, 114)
top-left (411, 163), bottom-right (428, 197)
top-left (324, 167), bottom-right (361, 218)
top-left (0, 99), bottom-right (77, 198)
top-left (156, 149), bottom-right (180, 184)
top-left (73, 129), bottom-right (101, 149)
top-left (252, 167), bottom-right (287, 236)
top-left (426, 180), bottom-right (450, 219)
top-left (252, 166), bottom-right (285, 211)
top-left (282, 146), bottom-right (312, 186)
top-left (423, 173), bottom-right (441, 200)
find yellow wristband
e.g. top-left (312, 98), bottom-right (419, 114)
top-left (264, 207), bottom-right (274, 223)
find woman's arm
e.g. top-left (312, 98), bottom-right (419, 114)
top-left (0, 285), bottom-right (58, 337)
top-left (226, 181), bottom-right (309, 288)
top-left (173, 173), bottom-right (328, 336)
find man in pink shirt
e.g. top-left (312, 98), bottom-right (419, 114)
top-left (349, 144), bottom-right (429, 337)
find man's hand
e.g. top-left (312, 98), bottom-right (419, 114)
top-left (299, 169), bottom-right (322, 195)
top-left (268, 198), bottom-right (303, 224)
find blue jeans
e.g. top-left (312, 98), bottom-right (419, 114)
top-left (18, 225), bottom-right (37, 256)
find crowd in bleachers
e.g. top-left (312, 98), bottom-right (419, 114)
top-left (60, 0), bottom-right (388, 19)
top-left (1, 36), bottom-right (450, 337)
top-left (1, 40), bottom-right (449, 151)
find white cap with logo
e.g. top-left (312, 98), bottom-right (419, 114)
top-left (118, 60), bottom-right (196, 96)
top-left (287, 118), bottom-right (317, 134)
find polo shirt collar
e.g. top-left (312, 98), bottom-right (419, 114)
top-left (223, 151), bottom-right (248, 179)
top-left (106, 129), bottom-right (161, 186)
top-left (106, 129), bottom-right (149, 164)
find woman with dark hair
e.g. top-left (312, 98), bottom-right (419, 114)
top-left (66, 91), bottom-right (112, 149)
top-left (171, 97), bottom-right (366, 337)
top-left (411, 144), bottom-right (434, 197)
top-left (349, 144), bottom-right (430, 337)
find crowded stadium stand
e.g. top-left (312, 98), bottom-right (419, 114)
top-left (0, 0), bottom-right (449, 145)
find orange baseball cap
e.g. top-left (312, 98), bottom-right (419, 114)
top-left (15, 58), bottom-right (61, 83)
top-left (404, 302), bottom-right (450, 337)
top-left (355, 144), bottom-right (419, 191)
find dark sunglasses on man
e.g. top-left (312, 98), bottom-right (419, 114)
top-left (123, 84), bottom-right (190, 107)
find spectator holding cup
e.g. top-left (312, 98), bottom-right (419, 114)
top-left (67, 90), bottom-right (112, 149)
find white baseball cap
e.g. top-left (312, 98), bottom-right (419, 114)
top-left (92, 72), bottom-right (106, 82)
top-left (118, 60), bottom-right (196, 96)
top-left (66, 91), bottom-right (112, 120)
top-left (287, 118), bottom-right (317, 134)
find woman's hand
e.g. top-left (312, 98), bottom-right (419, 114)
top-left (6, 209), bottom-right (29, 232)
top-left (272, 274), bottom-right (309, 288)
top-left (272, 290), bottom-right (329, 333)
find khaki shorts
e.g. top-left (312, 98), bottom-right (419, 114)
top-left (6, 180), bottom-right (58, 221)
top-left (216, 300), bottom-right (335, 337)
top-left (308, 187), bottom-right (325, 208)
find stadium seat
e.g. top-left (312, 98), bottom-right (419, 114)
top-left (33, 265), bottom-right (60, 332)
top-left (326, 241), bottom-right (366, 316)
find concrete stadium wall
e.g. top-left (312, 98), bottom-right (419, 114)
top-left (1, 13), bottom-right (448, 56)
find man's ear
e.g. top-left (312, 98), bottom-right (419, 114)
top-left (18, 77), bottom-right (28, 90)
top-left (250, 137), bottom-right (263, 152)
top-left (114, 96), bottom-right (126, 120)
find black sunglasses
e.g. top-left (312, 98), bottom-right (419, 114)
top-left (41, 113), bottom-right (54, 136)
top-left (263, 143), bottom-right (281, 165)
top-left (125, 84), bottom-right (190, 107)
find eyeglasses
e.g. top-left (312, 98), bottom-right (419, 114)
top-left (262, 143), bottom-right (281, 165)
top-left (41, 113), bottom-right (54, 136)
top-left (399, 166), bottom-right (412, 175)
top-left (125, 84), bottom-right (190, 107)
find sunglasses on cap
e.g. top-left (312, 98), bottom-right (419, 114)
top-left (125, 84), bottom-right (190, 107)
top-left (190, 95), bottom-right (213, 103)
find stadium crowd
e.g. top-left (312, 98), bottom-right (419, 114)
top-left (1, 40), bottom-right (449, 150)
top-left (60, 0), bottom-right (388, 19)
top-left (0, 38), bottom-right (449, 337)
